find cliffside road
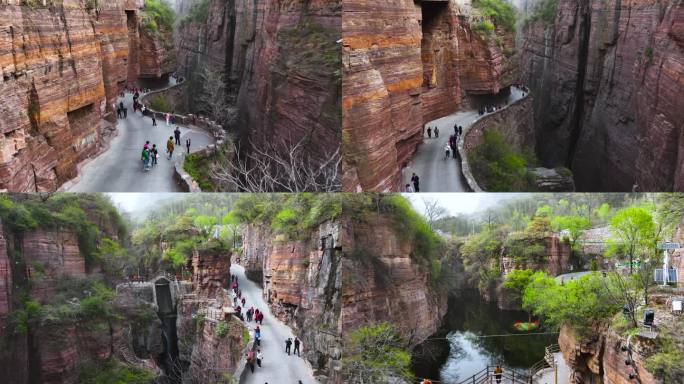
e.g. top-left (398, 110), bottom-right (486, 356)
top-left (64, 88), bottom-right (215, 192)
top-left (401, 86), bottom-right (525, 192)
top-left (231, 264), bottom-right (317, 384)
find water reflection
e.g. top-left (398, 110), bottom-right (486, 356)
top-left (411, 290), bottom-right (556, 383)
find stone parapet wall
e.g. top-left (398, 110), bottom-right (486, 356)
top-left (459, 93), bottom-right (533, 191)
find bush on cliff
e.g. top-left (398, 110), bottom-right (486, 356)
top-left (77, 359), bottom-right (155, 384)
top-left (342, 323), bottom-right (414, 384)
top-left (142, 0), bottom-right (175, 33)
top-left (469, 130), bottom-right (536, 191)
top-left (472, 0), bottom-right (517, 32)
top-left (522, 272), bottom-right (628, 334)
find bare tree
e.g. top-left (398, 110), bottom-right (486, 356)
top-left (422, 198), bottom-right (447, 229)
top-left (209, 137), bottom-right (341, 192)
top-left (198, 66), bottom-right (237, 125)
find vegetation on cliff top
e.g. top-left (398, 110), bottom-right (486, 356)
top-left (132, 194), bottom-right (238, 274)
top-left (472, 0), bottom-right (517, 33)
top-left (469, 130), bottom-right (539, 191)
top-left (522, 0), bottom-right (558, 26)
top-left (142, 0), bottom-right (175, 33)
top-left (231, 193), bottom-right (341, 238)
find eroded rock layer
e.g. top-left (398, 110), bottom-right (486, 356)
top-left (341, 215), bottom-right (448, 346)
top-left (342, 0), bottom-right (517, 191)
top-left (521, 0), bottom-right (684, 191)
top-left (0, 0), bottom-right (173, 192)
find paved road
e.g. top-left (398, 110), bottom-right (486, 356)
top-left (231, 264), bottom-right (317, 384)
top-left (65, 84), bottom-right (215, 192)
top-left (537, 352), bottom-right (571, 384)
top-left (401, 86), bottom-right (525, 192)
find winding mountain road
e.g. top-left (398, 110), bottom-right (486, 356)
top-left (64, 81), bottom-right (215, 192)
top-left (401, 86), bottom-right (525, 192)
top-left (231, 264), bottom-right (317, 384)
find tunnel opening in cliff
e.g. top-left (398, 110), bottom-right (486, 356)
top-left (421, 1), bottom-right (450, 88)
top-left (154, 279), bottom-right (183, 382)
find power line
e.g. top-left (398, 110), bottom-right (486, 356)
top-left (421, 331), bottom-right (560, 341)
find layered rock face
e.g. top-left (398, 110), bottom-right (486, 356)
top-left (0, 0), bottom-right (173, 192)
top-left (176, 0), bottom-right (341, 163)
top-left (501, 235), bottom-right (572, 277)
top-left (239, 221), bottom-right (343, 383)
top-left (341, 215), bottom-right (448, 346)
top-left (521, 0), bottom-right (684, 191)
top-left (342, 0), bottom-right (517, 191)
top-left (558, 325), bottom-right (659, 384)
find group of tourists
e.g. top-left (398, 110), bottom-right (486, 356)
top-left (445, 124), bottom-right (464, 159)
top-left (425, 126), bottom-right (440, 139)
top-left (406, 173), bottom-right (420, 193)
top-left (285, 337), bottom-right (302, 356)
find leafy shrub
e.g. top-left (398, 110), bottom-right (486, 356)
top-left (474, 19), bottom-right (496, 34)
top-left (469, 130), bottom-right (537, 191)
top-left (148, 95), bottom-right (173, 113)
top-left (142, 0), bottom-right (175, 32)
top-left (472, 0), bottom-right (517, 32)
top-left (77, 359), bottom-right (155, 384)
top-left (644, 339), bottom-right (684, 382)
top-left (216, 321), bottom-right (228, 337)
top-left (183, 153), bottom-right (216, 191)
top-left (342, 323), bottom-right (414, 383)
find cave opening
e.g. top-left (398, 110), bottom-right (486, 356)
top-left (154, 279), bottom-right (183, 382)
top-left (421, 1), bottom-right (449, 88)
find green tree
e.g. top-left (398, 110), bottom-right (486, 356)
top-left (342, 323), bottom-right (414, 384)
top-left (551, 215), bottom-right (591, 269)
top-left (522, 272), bottom-right (622, 334)
top-left (503, 269), bottom-right (535, 304)
top-left (609, 206), bottom-right (655, 274)
top-left (193, 215), bottom-right (218, 236)
top-left (221, 212), bottom-right (241, 249)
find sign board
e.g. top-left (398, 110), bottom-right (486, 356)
top-left (657, 242), bottom-right (681, 250)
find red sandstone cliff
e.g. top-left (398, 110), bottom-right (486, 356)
top-left (558, 325), bottom-right (660, 384)
top-left (521, 0), bottom-right (684, 192)
top-left (342, 0), bottom-right (517, 191)
top-left (0, 0), bottom-right (174, 192)
top-left (240, 221), bottom-right (343, 383)
top-left (176, 0), bottom-right (341, 164)
top-left (341, 215), bottom-right (448, 347)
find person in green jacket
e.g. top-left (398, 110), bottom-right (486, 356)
top-left (141, 147), bottom-right (151, 171)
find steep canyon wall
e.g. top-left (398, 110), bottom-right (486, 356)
top-left (521, 0), bottom-right (684, 191)
top-left (176, 0), bottom-right (341, 163)
top-left (342, 0), bottom-right (517, 191)
top-left (0, 0), bottom-right (173, 192)
top-left (341, 215), bottom-right (448, 347)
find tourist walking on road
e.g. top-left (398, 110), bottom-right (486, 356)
top-left (427, 126), bottom-right (432, 138)
top-left (459, 126), bottom-right (463, 136)
top-left (186, 138), bottom-right (191, 154)
top-left (166, 137), bottom-right (174, 160)
top-left (294, 337), bottom-right (301, 356)
top-left (411, 173), bottom-right (420, 192)
top-left (494, 365), bottom-right (503, 383)
top-left (285, 338), bottom-right (292, 355)
top-left (434, 126), bottom-right (439, 138)
top-left (174, 127), bottom-right (181, 145)
top-left (256, 349), bottom-right (263, 368)
top-left (152, 114), bottom-right (157, 126)
top-left (123, 107), bottom-right (127, 118)
top-left (454, 123), bottom-right (458, 135)
top-left (141, 147), bottom-right (151, 172)
top-left (445, 143), bottom-right (451, 159)
top-left (246, 350), bottom-right (255, 373)
top-left (405, 184), bottom-right (414, 193)
top-left (165, 112), bottom-right (171, 126)
top-left (151, 144), bottom-right (158, 166)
